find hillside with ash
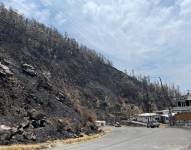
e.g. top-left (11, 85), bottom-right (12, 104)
top-left (0, 5), bottom-right (180, 144)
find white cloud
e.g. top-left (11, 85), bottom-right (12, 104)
top-left (77, 0), bottom-right (191, 91)
top-left (1, 0), bottom-right (191, 92)
top-left (39, 0), bottom-right (54, 6)
top-left (1, 0), bottom-right (52, 23)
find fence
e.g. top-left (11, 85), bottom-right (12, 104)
top-left (174, 112), bottom-right (191, 127)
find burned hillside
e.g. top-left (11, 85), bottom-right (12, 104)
top-left (0, 5), bottom-right (180, 144)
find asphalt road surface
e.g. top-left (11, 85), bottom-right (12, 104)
top-left (49, 127), bottom-right (191, 150)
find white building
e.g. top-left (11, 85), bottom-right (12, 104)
top-left (155, 110), bottom-right (170, 124)
top-left (155, 110), bottom-right (176, 124)
top-left (173, 93), bottom-right (191, 113)
top-left (136, 111), bottom-right (176, 124)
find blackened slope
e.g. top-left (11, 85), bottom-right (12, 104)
top-left (0, 5), bottom-right (180, 144)
top-left (0, 5), bottom-right (98, 145)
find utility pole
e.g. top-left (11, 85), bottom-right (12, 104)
top-left (144, 77), bottom-right (151, 113)
top-left (158, 77), bottom-right (173, 126)
top-left (145, 77), bottom-right (152, 123)
top-left (187, 90), bottom-right (191, 94)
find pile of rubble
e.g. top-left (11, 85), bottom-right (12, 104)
top-left (0, 109), bottom-right (46, 144)
top-left (0, 108), bottom-right (98, 145)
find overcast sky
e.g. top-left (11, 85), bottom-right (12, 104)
top-left (1, 0), bottom-right (191, 92)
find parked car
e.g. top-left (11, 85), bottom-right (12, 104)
top-left (147, 121), bottom-right (160, 128)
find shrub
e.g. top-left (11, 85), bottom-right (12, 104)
top-left (74, 104), bottom-right (97, 123)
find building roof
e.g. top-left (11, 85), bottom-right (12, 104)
top-left (155, 110), bottom-right (169, 113)
top-left (175, 94), bottom-right (191, 102)
top-left (138, 113), bottom-right (157, 117)
top-left (161, 113), bottom-right (176, 117)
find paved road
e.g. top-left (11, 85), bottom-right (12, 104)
top-left (49, 127), bottom-right (191, 150)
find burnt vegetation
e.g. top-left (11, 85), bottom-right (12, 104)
top-left (0, 4), bottom-right (180, 144)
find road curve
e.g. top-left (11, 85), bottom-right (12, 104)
top-left (48, 127), bottom-right (191, 150)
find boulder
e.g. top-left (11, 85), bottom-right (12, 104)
top-left (11, 134), bottom-right (25, 143)
top-left (23, 131), bottom-right (36, 141)
top-left (0, 130), bottom-right (12, 142)
top-left (31, 120), bottom-right (39, 128)
top-left (0, 125), bottom-right (12, 131)
top-left (0, 125), bottom-right (13, 144)
top-left (22, 64), bottom-right (37, 77)
top-left (0, 62), bottom-right (13, 77)
top-left (38, 80), bottom-right (53, 91)
top-left (39, 119), bottom-right (46, 127)
top-left (16, 127), bottom-right (24, 135)
top-left (56, 92), bottom-right (72, 106)
top-left (17, 119), bottom-right (30, 130)
top-left (28, 109), bottom-right (45, 120)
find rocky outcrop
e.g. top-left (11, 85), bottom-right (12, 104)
top-left (22, 64), bottom-right (37, 77)
top-left (0, 62), bottom-right (13, 78)
top-left (0, 111), bottom-right (93, 145)
top-left (28, 109), bottom-right (45, 121)
top-left (0, 125), bottom-right (16, 144)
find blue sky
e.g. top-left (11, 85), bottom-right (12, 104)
top-left (1, 0), bottom-right (191, 92)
